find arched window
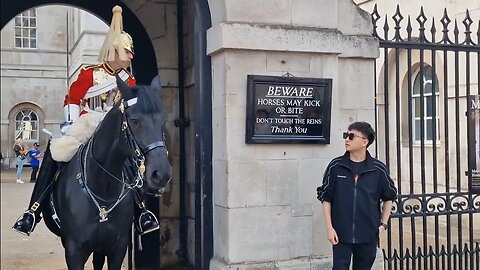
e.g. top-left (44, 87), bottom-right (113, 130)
top-left (412, 66), bottom-right (440, 142)
top-left (15, 109), bottom-right (39, 141)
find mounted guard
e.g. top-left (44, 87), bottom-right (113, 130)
top-left (13, 5), bottom-right (161, 237)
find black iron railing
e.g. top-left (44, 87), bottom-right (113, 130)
top-left (372, 4), bottom-right (480, 270)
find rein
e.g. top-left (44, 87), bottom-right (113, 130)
top-left (79, 97), bottom-right (168, 222)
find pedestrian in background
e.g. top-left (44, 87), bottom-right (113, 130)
top-left (13, 139), bottom-right (28, 184)
top-left (28, 143), bottom-right (42, 183)
top-left (317, 121), bottom-right (397, 270)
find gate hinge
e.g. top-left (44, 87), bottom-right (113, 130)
top-left (174, 118), bottom-right (190, 128)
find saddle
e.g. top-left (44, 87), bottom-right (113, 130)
top-left (43, 146), bottom-right (85, 237)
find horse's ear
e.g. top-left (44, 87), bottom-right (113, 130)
top-left (116, 75), bottom-right (135, 100)
top-left (116, 75), bottom-right (129, 92)
top-left (150, 75), bottom-right (162, 92)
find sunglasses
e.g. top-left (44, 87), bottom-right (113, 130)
top-left (343, 132), bottom-right (367, 140)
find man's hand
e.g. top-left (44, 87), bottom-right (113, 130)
top-left (327, 227), bottom-right (339, 245)
top-left (378, 222), bottom-right (388, 235)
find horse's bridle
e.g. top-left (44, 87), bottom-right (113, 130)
top-left (78, 96), bottom-right (170, 223)
top-left (121, 97), bottom-right (169, 196)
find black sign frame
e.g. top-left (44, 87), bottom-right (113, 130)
top-left (246, 75), bottom-right (332, 144)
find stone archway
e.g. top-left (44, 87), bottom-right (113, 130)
top-left (1, 0), bottom-right (157, 84)
top-left (1, 0), bottom-right (215, 268)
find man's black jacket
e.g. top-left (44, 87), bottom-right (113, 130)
top-left (317, 151), bottom-right (397, 244)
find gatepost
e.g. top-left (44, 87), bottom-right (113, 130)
top-left (206, 0), bottom-right (380, 268)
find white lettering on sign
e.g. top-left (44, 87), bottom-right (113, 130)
top-left (471, 99), bottom-right (480, 109)
top-left (303, 100), bottom-right (321, 107)
top-left (256, 118), bottom-right (274, 124)
top-left (266, 86), bottom-right (313, 97)
top-left (286, 99), bottom-right (302, 106)
top-left (295, 126), bottom-right (307, 134)
top-left (271, 126), bottom-right (293, 133)
top-left (306, 119), bottom-right (322, 124)
top-left (257, 98), bottom-right (284, 106)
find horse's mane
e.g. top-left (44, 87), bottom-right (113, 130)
top-left (130, 85), bottom-right (163, 114)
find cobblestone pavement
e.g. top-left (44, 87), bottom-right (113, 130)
top-left (0, 168), bottom-right (115, 270)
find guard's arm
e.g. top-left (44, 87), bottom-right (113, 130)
top-left (63, 67), bottom-right (94, 123)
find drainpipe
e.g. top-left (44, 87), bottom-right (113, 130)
top-left (174, 0), bottom-right (189, 264)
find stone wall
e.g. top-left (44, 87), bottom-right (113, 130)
top-left (207, 0), bottom-right (379, 268)
top-left (0, 6), bottom-right (70, 167)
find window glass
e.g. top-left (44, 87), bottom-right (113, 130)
top-left (14, 109), bottom-right (39, 141)
top-left (414, 97), bottom-right (420, 117)
top-left (412, 66), bottom-right (440, 142)
top-left (14, 8), bottom-right (37, 48)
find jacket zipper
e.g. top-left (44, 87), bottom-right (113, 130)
top-left (352, 169), bottom-right (374, 243)
top-left (339, 163), bottom-right (376, 243)
top-left (352, 180), bottom-right (357, 243)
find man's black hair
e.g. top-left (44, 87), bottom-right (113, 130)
top-left (348, 121), bottom-right (376, 147)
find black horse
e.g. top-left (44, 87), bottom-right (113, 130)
top-left (41, 75), bottom-right (172, 269)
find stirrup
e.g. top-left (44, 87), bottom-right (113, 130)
top-left (137, 210), bottom-right (160, 236)
top-left (12, 210), bottom-right (37, 236)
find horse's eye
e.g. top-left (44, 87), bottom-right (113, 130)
top-left (130, 119), bottom-right (139, 126)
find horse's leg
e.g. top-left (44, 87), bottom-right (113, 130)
top-left (64, 240), bottom-right (90, 270)
top-left (106, 236), bottom-right (130, 270)
top-left (92, 252), bottom-right (106, 270)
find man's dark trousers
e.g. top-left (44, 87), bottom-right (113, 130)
top-left (332, 242), bottom-right (377, 270)
top-left (30, 166), bottom-right (38, 182)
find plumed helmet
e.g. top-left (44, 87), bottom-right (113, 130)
top-left (98, 5), bottom-right (134, 62)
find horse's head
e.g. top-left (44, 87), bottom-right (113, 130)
top-left (116, 75), bottom-right (172, 194)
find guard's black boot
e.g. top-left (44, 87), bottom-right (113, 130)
top-left (137, 209), bottom-right (160, 235)
top-left (13, 141), bottom-right (56, 236)
top-left (12, 210), bottom-right (40, 236)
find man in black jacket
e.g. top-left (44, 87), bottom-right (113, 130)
top-left (317, 121), bottom-right (397, 270)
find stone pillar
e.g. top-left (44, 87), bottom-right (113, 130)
top-left (207, 0), bottom-right (379, 268)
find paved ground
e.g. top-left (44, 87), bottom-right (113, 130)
top-left (0, 168), bottom-right (115, 270)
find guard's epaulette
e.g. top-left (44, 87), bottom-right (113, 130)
top-left (82, 64), bottom-right (100, 71)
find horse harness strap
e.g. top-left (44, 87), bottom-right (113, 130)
top-left (123, 97), bottom-right (167, 157)
top-left (73, 97), bottom-right (168, 223)
top-left (80, 139), bottom-right (133, 222)
top-left (142, 141), bottom-right (165, 154)
top-left (122, 97), bottom-right (168, 186)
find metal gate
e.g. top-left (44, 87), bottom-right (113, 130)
top-left (371, 4), bottom-right (480, 269)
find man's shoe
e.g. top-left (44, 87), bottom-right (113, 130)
top-left (16, 179), bottom-right (24, 184)
top-left (137, 209), bottom-right (160, 235)
top-left (12, 210), bottom-right (37, 236)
